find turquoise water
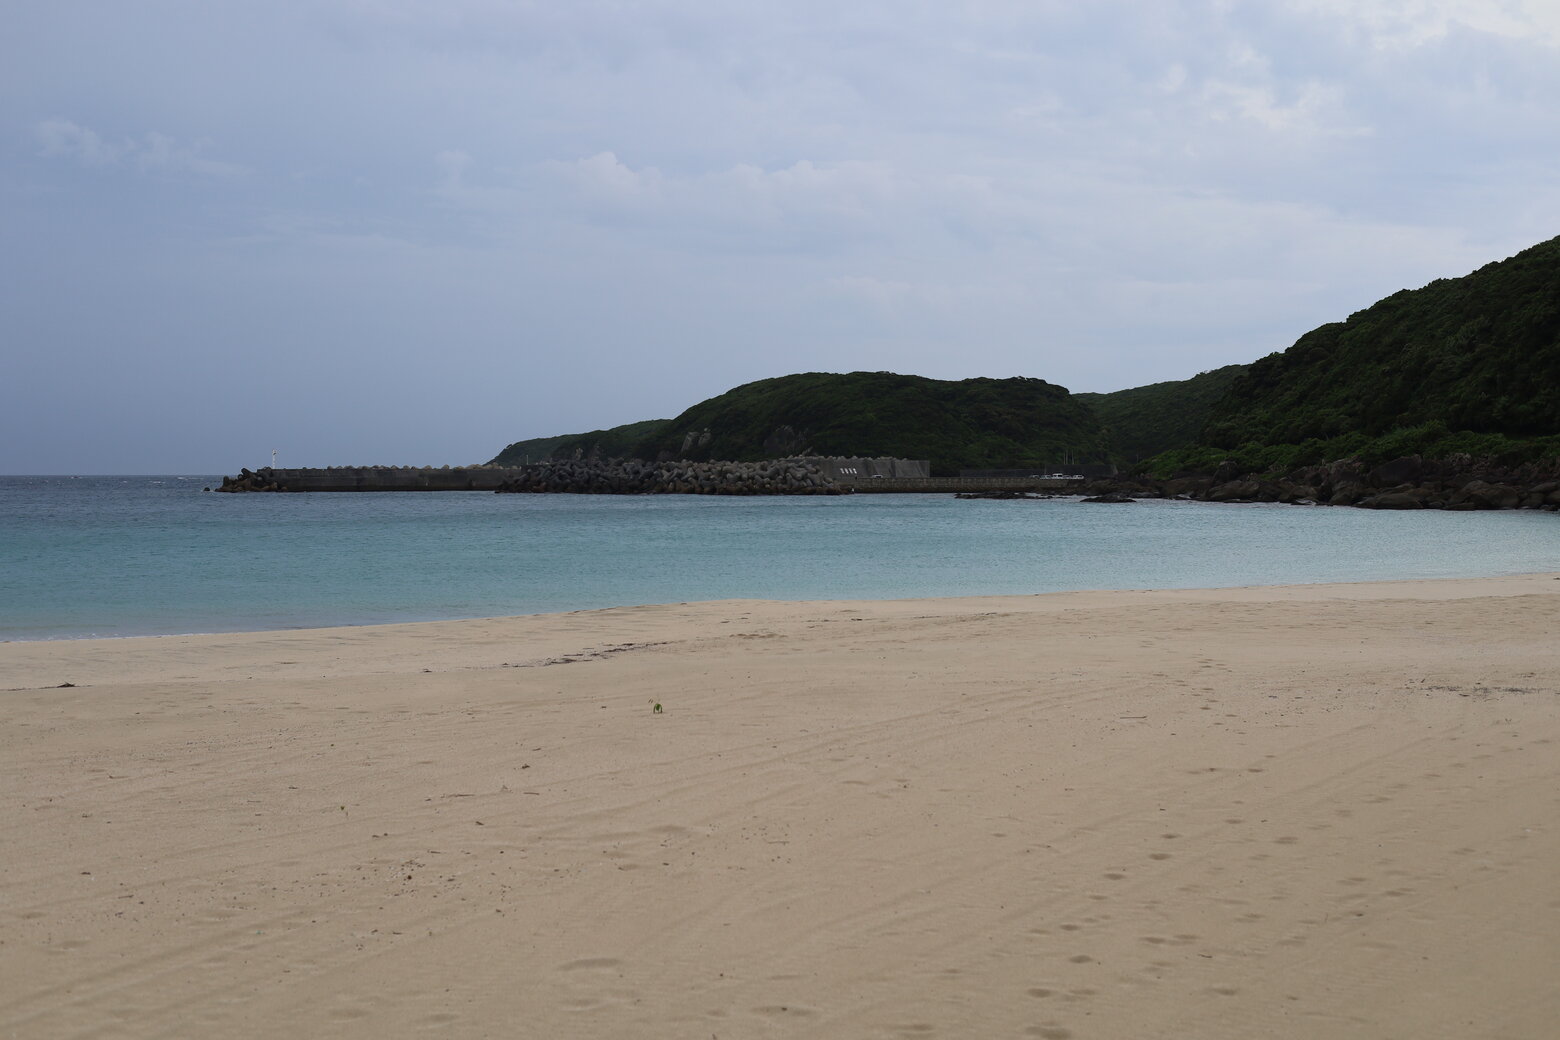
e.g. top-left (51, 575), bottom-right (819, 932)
top-left (2, 475), bottom-right (1557, 640)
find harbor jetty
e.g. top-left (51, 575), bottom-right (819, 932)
top-left (217, 459), bottom-right (899, 495)
top-left (213, 458), bottom-right (1100, 495)
top-left (213, 455), bottom-right (1560, 507)
top-left (216, 466), bottom-right (518, 492)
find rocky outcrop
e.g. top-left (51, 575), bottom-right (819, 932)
top-left (678, 429), bottom-right (714, 456)
top-left (215, 468), bottom-right (284, 492)
top-left (1356, 490), bottom-right (1426, 510)
top-left (1207, 479), bottom-right (1264, 503)
top-left (762, 424), bottom-right (810, 456)
top-left (1084, 454), bottom-right (1560, 512)
top-left (493, 458), bottom-right (846, 496)
top-left (1368, 455), bottom-right (1423, 487)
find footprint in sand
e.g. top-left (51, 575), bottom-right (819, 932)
top-left (558, 957), bottom-right (623, 971)
top-left (1025, 1026), bottom-right (1073, 1039)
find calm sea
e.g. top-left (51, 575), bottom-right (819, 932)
top-left (2, 475), bottom-right (1557, 640)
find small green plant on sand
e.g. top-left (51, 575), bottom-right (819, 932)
top-left (651, 700), bottom-right (663, 714)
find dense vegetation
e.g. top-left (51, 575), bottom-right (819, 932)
top-left (1168, 235), bottom-right (1560, 473)
top-left (490, 419), bottom-right (669, 466)
top-left (630, 372), bottom-right (1111, 476)
top-left (1075, 364), bottom-right (1247, 463)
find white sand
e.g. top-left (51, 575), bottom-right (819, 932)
top-left (3, 574), bottom-right (1559, 1038)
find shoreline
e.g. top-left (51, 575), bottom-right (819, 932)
top-left (8, 479), bottom-right (1559, 644)
top-left (3, 571), bottom-right (1557, 683)
top-left (5, 562), bottom-right (1557, 648)
top-left (4, 574), bottom-right (1558, 1037)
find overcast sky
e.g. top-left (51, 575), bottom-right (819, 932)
top-left (4, 1), bottom-right (1558, 473)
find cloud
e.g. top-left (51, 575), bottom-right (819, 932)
top-left (434, 149), bottom-right (909, 253)
top-left (6, 0), bottom-right (1560, 470)
top-left (34, 119), bottom-right (245, 178)
top-left (35, 119), bottom-right (121, 165)
top-left (1194, 75), bottom-right (1352, 134)
top-left (1284, 0), bottom-right (1560, 50)
top-left (133, 132), bottom-right (246, 177)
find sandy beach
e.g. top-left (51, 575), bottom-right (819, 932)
top-left (3, 575), bottom-right (1558, 1039)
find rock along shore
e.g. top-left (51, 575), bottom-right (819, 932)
top-left (1076, 454), bottom-right (1560, 511)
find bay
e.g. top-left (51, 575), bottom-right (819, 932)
top-left (1, 475), bottom-right (1556, 640)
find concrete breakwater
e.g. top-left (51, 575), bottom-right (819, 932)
top-left (216, 467), bottom-right (519, 492)
top-left (213, 454), bottom-right (1560, 507)
top-left (493, 458), bottom-right (847, 495)
top-left (214, 460), bottom-right (850, 494)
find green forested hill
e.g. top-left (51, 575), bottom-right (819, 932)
top-left (630, 371), bottom-right (1111, 476)
top-left (1202, 236), bottom-right (1560, 450)
top-left (489, 419), bottom-right (670, 466)
top-left (488, 236), bottom-right (1560, 478)
top-left (1076, 364), bottom-right (1247, 463)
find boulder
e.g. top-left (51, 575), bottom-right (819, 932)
top-left (1459, 480), bottom-right (1523, 510)
top-left (1357, 492), bottom-right (1424, 510)
top-left (1369, 455), bottom-right (1423, 487)
top-left (1328, 483), bottom-right (1366, 506)
top-left (1208, 480), bottom-right (1261, 502)
top-left (1163, 477), bottom-right (1212, 498)
top-left (1323, 459), bottom-right (1367, 485)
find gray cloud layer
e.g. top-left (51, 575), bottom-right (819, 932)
top-left (4, 0), bottom-right (1557, 471)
